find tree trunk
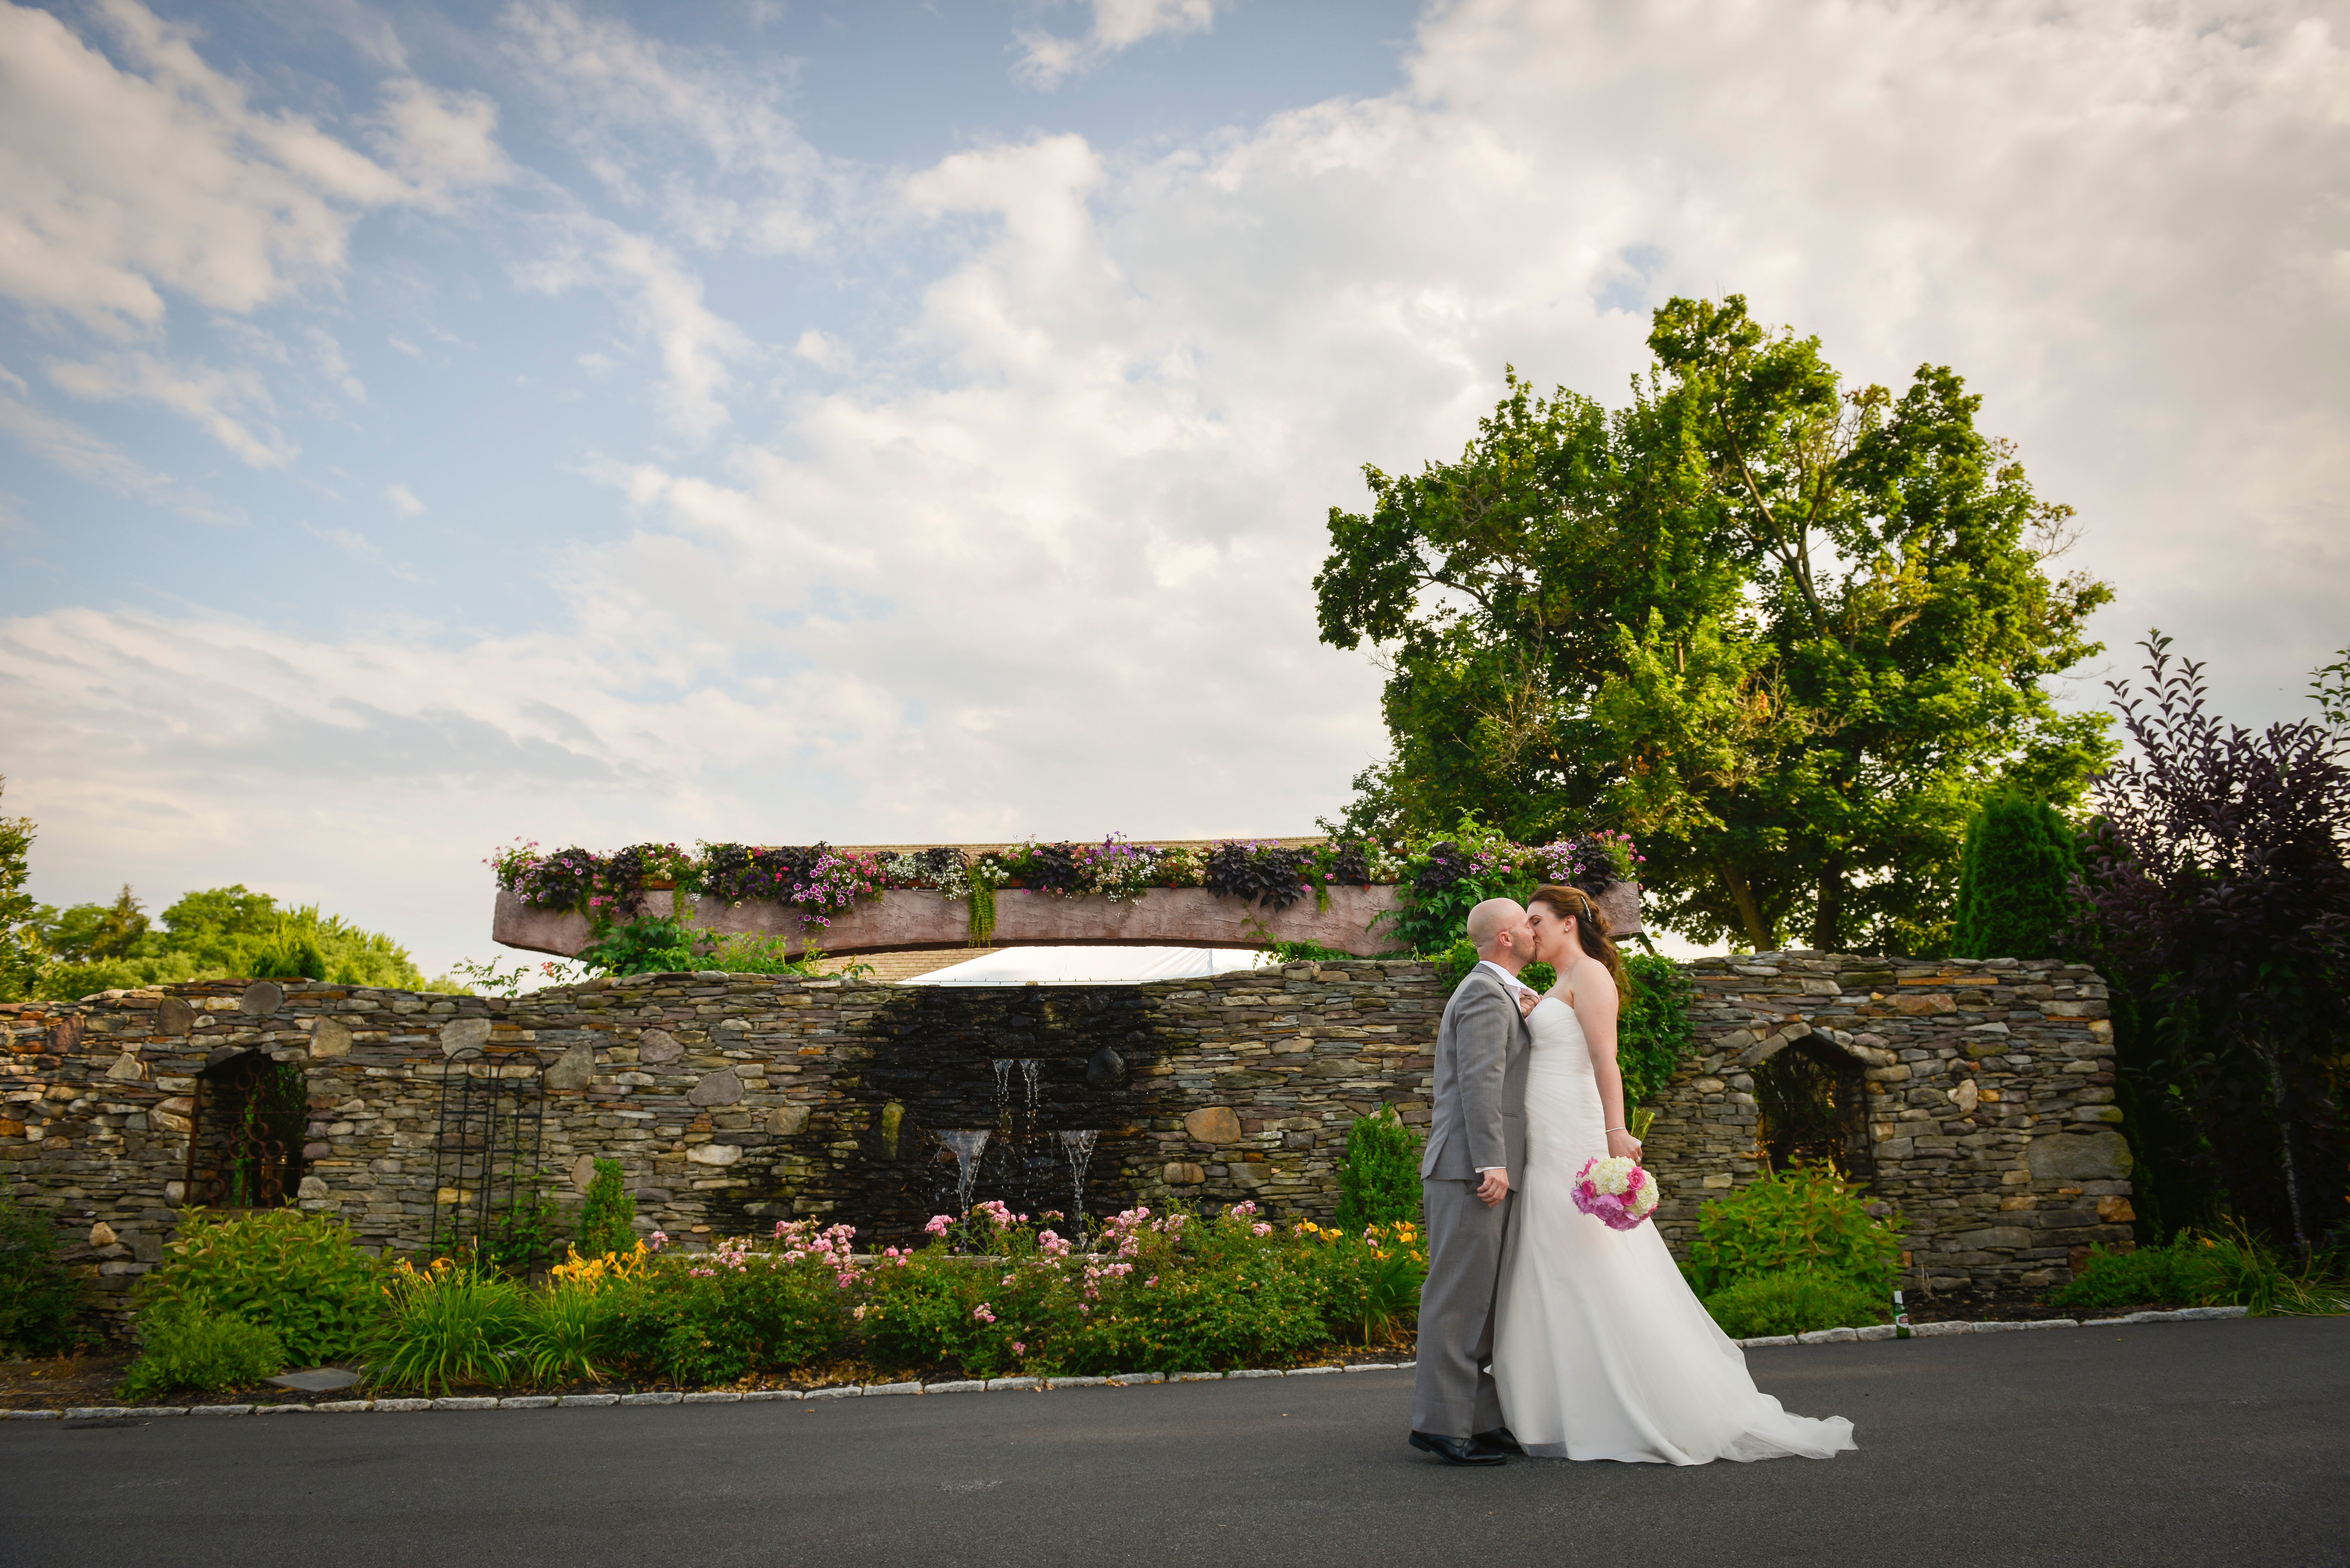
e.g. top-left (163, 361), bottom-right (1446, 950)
top-left (1721, 864), bottom-right (1773, 951)
top-left (1812, 852), bottom-right (1846, 953)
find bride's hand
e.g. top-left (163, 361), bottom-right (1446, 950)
top-left (1516, 987), bottom-right (1540, 1019)
top-left (1607, 1128), bottom-right (1644, 1162)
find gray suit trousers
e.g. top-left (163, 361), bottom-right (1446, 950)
top-left (1411, 1176), bottom-right (1515, 1438)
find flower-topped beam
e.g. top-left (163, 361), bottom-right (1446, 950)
top-left (488, 827), bottom-right (1643, 962)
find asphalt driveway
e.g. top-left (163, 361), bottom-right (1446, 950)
top-left (5, 1319), bottom-right (2344, 1568)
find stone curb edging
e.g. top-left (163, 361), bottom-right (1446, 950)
top-left (1733, 1304), bottom-right (2249, 1348)
top-left (2, 1312), bottom-right (2258, 1423)
top-left (8, 1363), bottom-right (1418, 1421)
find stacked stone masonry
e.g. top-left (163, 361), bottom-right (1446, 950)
top-left (2, 952), bottom-right (2128, 1321)
top-left (1644, 953), bottom-right (2134, 1293)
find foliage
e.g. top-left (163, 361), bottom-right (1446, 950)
top-left (1059, 1205), bottom-right (1338, 1374)
top-left (366, 1258), bottom-right (529, 1392)
top-left (2050, 1223), bottom-right (2348, 1317)
top-left (1953, 793), bottom-right (2082, 959)
top-left (597, 1225), bottom-right (856, 1385)
top-left (1334, 1105), bottom-right (1425, 1230)
top-left (1701, 1269), bottom-right (1891, 1339)
top-left (1315, 297), bottom-right (2115, 955)
top-left (1683, 1164), bottom-right (1906, 1296)
top-left (1203, 842), bottom-right (1314, 911)
top-left (1262, 940), bottom-right (1364, 964)
top-left (575, 917), bottom-right (713, 977)
top-left (1296, 1219), bottom-right (1427, 1346)
top-left (492, 836), bottom-right (1405, 919)
top-left (117, 1300), bottom-right (287, 1401)
top-left (517, 1276), bottom-right (629, 1385)
top-left (573, 1160), bottom-right (638, 1259)
top-left (469, 1176), bottom-right (562, 1277)
top-left (2076, 634), bottom-right (2350, 1251)
top-left (2313, 646), bottom-right (2350, 728)
top-left (27, 883), bottom-right (427, 1000)
top-left (137, 1209), bottom-right (381, 1365)
top-left (0, 1190), bottom-right (87, 1355)
top-left (0, 776), bottom-right (40, 1002)
top-left (1617, 952), bottom-right (1697, 1106)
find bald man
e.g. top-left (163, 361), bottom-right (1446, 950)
top-left (1409, 897), bottom-right (1536, 1466)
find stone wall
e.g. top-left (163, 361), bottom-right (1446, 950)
top-left (0, 963), bottom-right (1446, 1313)
top-left (2, 951), bottom-right (2130, 1321)
top-left (1641, 953), bottom-right (2134, 1294)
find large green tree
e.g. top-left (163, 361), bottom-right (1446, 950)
top-left (0, 777), bottom-right (40, 1001)
top-left (1316, 295), bottom-right (2114, 954)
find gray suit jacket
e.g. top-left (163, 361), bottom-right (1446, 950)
top-left (1420, 964), bottom-right (1531, 1180)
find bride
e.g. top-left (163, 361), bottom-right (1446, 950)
top-left (1489, 884), bottom-right (1857, 1464)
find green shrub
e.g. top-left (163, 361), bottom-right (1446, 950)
top-left (1685, 1164), bottom-right (1905, 1296)
top-left (1334, 1105), bottom-right (1423, 1230)
top-left (1953, 793), bottom-right (2082, 959)
top-left (0, 1192), bottom-right (87, 1355)
top-left (573, 1160), bottom-right (637, 1259)
top-left (2051, 1224), bottom-right (2350, 1317)
top-left (517, 1277), bottom-right (628, 1385)
top-left (1298, 1218), bottom-right (1425, 1347)
top-left (1702, 1270), bottom-right (1891, 1339)
top-left (117, 1300), bottom-right (286, 1401)
top-left (606, 1236), bottom-right (854, 1385)
top-left (1618, 952), bottom-right (1695, 1105)
top-left (2047, 1237), bottom-right (2218, 1310)
top-left (138, 1209), bottom-right (379, 1365)
top-left (366, 1258), bottom-right (527, 1391)
top-left (1062, 1207), bottom-right (1333, 1374)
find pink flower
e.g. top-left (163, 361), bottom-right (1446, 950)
top-left (1011, 1342), bottom-right (1026, 1356)
top-left (925, 1214), bottom-right (954, 1236)
top-left (1252, 1222), bottom-right (1273, 1236)
top-left (974, 1303), bottom-right (997, 1324)
top-left (648, 1230), bottom-right (668, 1250)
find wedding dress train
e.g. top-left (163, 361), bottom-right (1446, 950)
top-left (1490, 995), bottom-right (1858, 1464)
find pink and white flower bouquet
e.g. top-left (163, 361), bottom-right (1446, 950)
top-left (1572, 1155), bottom-right (1661, 1231)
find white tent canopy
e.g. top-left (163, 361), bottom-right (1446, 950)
top-left (902, 946), bottom-right (1269, 986)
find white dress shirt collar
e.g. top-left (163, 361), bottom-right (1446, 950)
top-left (1476, 958), bottom-right (1531, 992)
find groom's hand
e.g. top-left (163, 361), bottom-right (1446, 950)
top-left (1476, 1168), bottom-right (1510, 1206)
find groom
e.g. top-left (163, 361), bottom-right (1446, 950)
top-left (1409, 897), bottom-right (1535, 1466)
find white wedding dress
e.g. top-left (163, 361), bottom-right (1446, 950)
top-left (1491, 994), bottom-right (1857, 1464)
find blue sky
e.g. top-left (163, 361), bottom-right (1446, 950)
top-left (2, 0), bottom-right (2346, 976)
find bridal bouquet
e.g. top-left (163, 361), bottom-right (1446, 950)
top-left (1572, 1155), bottom-right (1660, 1231)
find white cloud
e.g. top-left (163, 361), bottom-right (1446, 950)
top-left (0, 390), bottom-right (236, 522)
top-left (0, 0), bottom-right (508, 332)
top-left (1016, 0), bottom-right (1218, 88)
top-left (308, 327), bottom-right (366, 402)
top-left (514, 215), bottom-right (751, 443)
top-left (791, 329), bottom-right (853, 373)
top-left (386, 483), bottom-right (423, 516)
top-left (47, 350), bottom-right (297, 468)
top-left (503, 0), bottom-right (832, 253)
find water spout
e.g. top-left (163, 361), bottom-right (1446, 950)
top-left (938, 1129), bottom-right (991, 1218)
top-left (1058, 1128), bottom-right (1099, 1240)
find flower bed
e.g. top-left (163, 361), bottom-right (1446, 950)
top-left (111, 1205), bottom-right (1427, 1401)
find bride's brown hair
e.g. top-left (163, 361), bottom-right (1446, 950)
top-left (1530, 884), bottom-right (1626, 1014)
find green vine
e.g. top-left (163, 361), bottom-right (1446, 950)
top-left (969, 881), bottom-right (996, 947)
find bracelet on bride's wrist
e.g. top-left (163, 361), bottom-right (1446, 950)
top-left (1606, 1126), bottom-right (1627, 1133)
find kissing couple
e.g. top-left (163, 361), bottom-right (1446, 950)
top-left (1409, 885), bottom-right (1857, 1466)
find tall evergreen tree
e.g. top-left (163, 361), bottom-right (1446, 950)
top-left (1952, 794), bottom-right (2082, 958)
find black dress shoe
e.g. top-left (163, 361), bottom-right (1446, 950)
top-left (1410, 1430), bottom-right (1505, 1466)
top-left (1472, 1427), bottom-right (1525, 1455)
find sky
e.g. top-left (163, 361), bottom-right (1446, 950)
top-left (1, 0), bottom-right (2346, 978)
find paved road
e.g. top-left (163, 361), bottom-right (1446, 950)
top-left (6, 1320), bottom-right (2345, 1568)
